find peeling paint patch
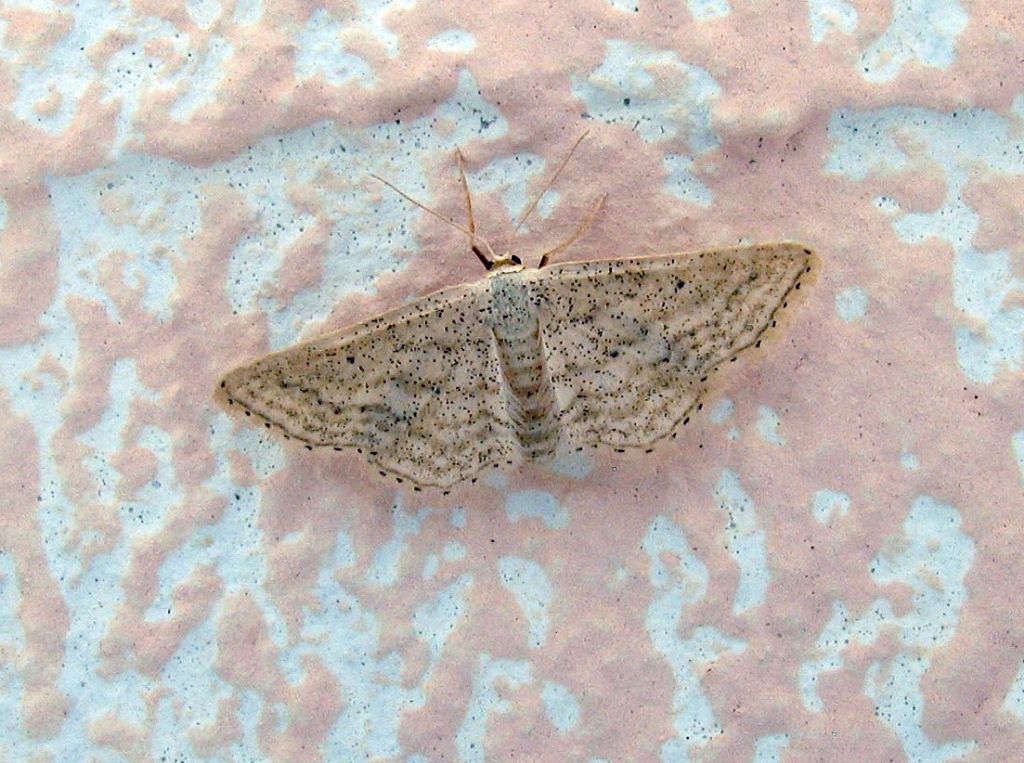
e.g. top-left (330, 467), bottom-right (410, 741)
top-left (686, 0), bottom-right (730, 21)
top-left (799, 599), bottom-right (894, 712)
top-left (1002, 660), bottom-right (1024, 723)
top-left (755, 406), bottom-right (785, 446)
top-left (859, 0), bottom-right (967, 83)
top-left (413, 574), bottom-right (472, 657)
top-left (549, 448), bottom-right (595, 479)
top-left (809, 0), bottom-right (858, 44)
top-left (865, 654), bottom-right (977, 761)
top-left (541, 681), bottom-right (581, 733)
top-left (800, 496), bottom-right (977, 761)
top-left (811, 489), bottom-right (851, 524)
top-left (753, 733), bottom-right (790, 762)
top-left (828, 106), bottom-right (1024, 383)
top-left (642, 517), bottom-right (745, 759)
top-left (713, 470), bottom-right (769, 613)
top-left (366, 503), bottom-right (430, 587)
top-left (708, 398), bottom-right (734, 424)
top-left (296, 10), bottom-right (374, 87)
top-left (836, 286), bottom-right (868, 322)
top-left (426, 29), bottom-right (476, 53)
top-left (505, 490), bottom-right (569, 529)
top-left (663, 153), bottom-right (713, 207)
top-left (1013, 432), bottom-right (1024, 487)
top-left (872, 496), bottom-right (975, 648)
top-left (498, 557), bottom-right (552, 648)
top-left (456, 655), bottom-right (533, 763)
top-left (573, 40), bottom-right (721, 151)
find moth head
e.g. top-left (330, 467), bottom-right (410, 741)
top-left (489, 252), bottom-right (525, 275)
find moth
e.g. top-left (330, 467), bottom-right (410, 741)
top-left (217, 135), bottom-right (816, 491)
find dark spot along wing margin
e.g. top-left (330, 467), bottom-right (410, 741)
top-left (219, 282), bottom-right (517, 488)
top-left (525, 242), bottom-right (816, 450)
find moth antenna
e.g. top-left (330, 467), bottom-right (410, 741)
top-left (455, 148), bottom-right (494, 270)
top-left (513, 130), bottom-right (590, 234)
top-left (538, 193), bottom-right (606, 268)
top-left (370, 173), bottom-right (499, 261)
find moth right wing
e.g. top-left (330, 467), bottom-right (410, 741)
top-left (526, 242), bottom-right (816, 450)
top-left (218, 283), bottom-right (516, 488)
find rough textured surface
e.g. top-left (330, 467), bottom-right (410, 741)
top-left (1, 1), bottom-right (1022, 761)
top-left (221, 243), bottom-right (813, 489)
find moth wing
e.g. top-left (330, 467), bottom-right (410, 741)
top-left (526, 242), bottom-right (815, 449)
top-left (218, 282), bottom-right (515, 488)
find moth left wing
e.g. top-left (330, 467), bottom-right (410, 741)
top-left (218, 283), bottom-right (517, 488)
top-left (524, 242), bottom-right (816, 450)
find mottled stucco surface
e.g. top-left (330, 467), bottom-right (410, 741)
top-left (1, 1), bottom-right (1022, 761)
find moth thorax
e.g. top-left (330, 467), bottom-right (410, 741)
top-left (487, 276), bottom-right (536, 337)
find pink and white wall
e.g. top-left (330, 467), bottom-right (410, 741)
top-left (1, 1), bottom-right (1022, 760)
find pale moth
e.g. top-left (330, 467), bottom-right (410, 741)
top-left (218, 135), bottom-right (816, 492)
